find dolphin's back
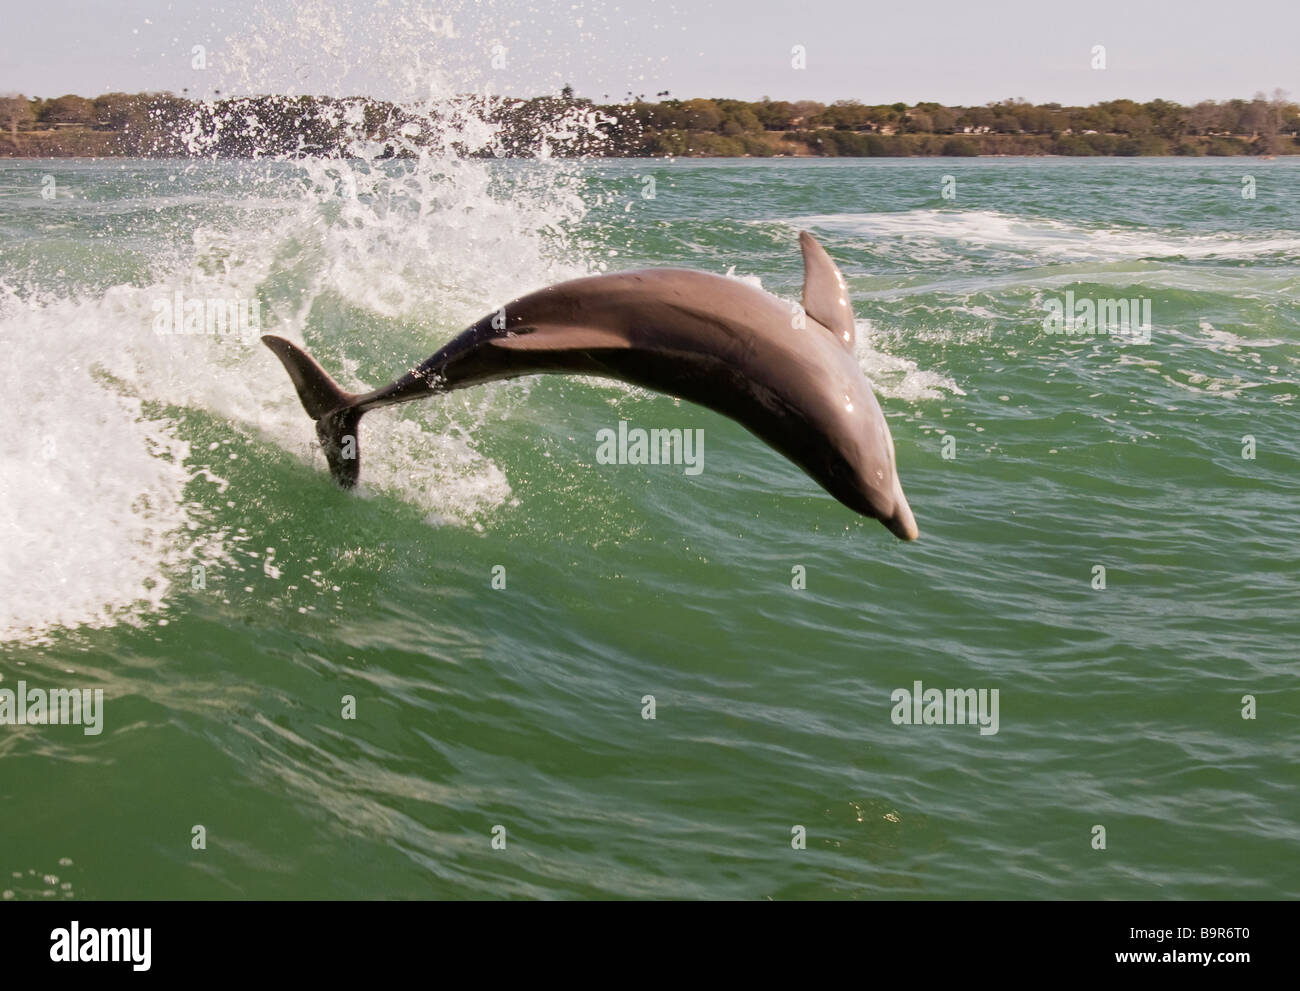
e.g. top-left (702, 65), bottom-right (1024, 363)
top-left (440, 268), bottom-right (864, 418)
top-left (436, 268), bottom-right (876, 490)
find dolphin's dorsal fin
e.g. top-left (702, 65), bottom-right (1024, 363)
top-left (799, 231), bottom-right (855, 348)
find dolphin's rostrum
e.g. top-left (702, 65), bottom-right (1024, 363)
top-left (262, 231), bottom-right (919, 540)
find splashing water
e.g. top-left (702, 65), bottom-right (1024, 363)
top-left (1, 2), bottom-right (615, 642)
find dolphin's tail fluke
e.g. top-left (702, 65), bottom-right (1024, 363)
top-left (261, 335), bottom-right (364, 488)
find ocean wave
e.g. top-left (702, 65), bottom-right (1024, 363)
top-left (791, 208), bottom-right (1300, 263)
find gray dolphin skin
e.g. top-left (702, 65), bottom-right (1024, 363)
top-left (262, 231), bottom-right (919, 540)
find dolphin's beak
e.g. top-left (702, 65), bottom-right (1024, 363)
top-left (885, 493), bottom-right (919, 541)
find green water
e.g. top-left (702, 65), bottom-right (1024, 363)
top-left (1, 156), bottom-right (1297, 899)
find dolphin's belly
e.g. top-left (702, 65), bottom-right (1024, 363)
top-left (549, 345), bottom-right (843, 488)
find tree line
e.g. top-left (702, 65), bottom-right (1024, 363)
top-left (1, 89), bottom-right (1296, 158)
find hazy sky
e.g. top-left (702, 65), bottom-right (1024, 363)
top-left (2, 0), bottom-right (1296, 106)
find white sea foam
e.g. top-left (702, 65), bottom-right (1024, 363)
top-left (853, 319), bottom-right (966, 401)
top-left (792, 209), bottom-right (1300, 263)
top-left (0, 287), bottom-right (223, 643)
top-left (0, 5), bottom-right (606, 643)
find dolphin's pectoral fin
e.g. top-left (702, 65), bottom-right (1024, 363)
top-left (488, 324), bottom-right (631, 351)
top-left (798, 230), bottom-right (856, 349)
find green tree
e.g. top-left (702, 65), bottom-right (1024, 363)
top-left (930, 107), bottom-right (957, 133)
top-left (753, 99), bottom-right (796, 130)
top-left (40, 94), bottom-right (96, 125)
top-left (1142, 99), bottom-right (1186, 140)
top-left (0, 94), bottom-right (35, 136)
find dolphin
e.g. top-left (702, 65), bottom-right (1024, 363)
top-left (262, 231), bottom-right (919, 539)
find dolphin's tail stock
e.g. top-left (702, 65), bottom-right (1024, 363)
top-left (261, 335), bottom-right (365, 488)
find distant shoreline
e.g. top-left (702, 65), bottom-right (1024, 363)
top-left (2, 91), bottom-right (1296, 159)
top-left (3, 153), bottom-right (1289, 163)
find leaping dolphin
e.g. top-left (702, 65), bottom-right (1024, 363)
top-left (262, 231), bottom-right (919, 540)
